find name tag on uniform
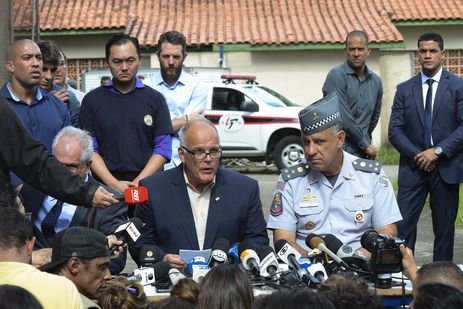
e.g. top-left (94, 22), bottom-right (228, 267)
top-left (300, 201), bottom-right (318, 208)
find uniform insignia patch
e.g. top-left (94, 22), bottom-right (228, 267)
top-left (355, 210), bottom-right (364, 223)
top-left (378, 175), bottom-right (389, 187)
top-left (144, 115), bottom-right (153, 126)
top-left (352, 158), bottom-right (381, 174)
top-left (275, 181), bottom-right (286, 191)
top-left (270, 192), bottom-right (283, 217)
top-left (306, 221), bottom-right (316, 230)
top-left (281, 163), bottom-right (310, 181)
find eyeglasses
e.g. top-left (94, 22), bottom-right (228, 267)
top-left (181, 146), bottom-right (222, 160)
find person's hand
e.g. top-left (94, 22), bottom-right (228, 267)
top-left (163, 254), bottom-right (187, 269)
top-left (92, 186), bottom-right (119, 208)
top-left (365, 145), bottom-right (378, 159)
top-left (32, 248), bottom-right (52, 267)
top-left (400, 244), bottom-right (417, 281)
top-left (187, 109), bottom-right (204, 122)
top-left (414, 149), bottom-right (438, 172)
top-left (109, 180), bottom-right (135, 193)
top-left (107, 235), bottom-right (124, 258)
top-left (50, 89), bottom-right (70, 102)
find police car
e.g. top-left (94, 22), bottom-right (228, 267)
top-left (205, 75), bottom-right (304, 170)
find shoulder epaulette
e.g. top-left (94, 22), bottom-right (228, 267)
top-left (352, 158), bottom-right (381, 174)
top-left (281, 163), bottom-right (310, 181)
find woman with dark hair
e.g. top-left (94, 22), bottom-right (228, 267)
top-left (412, 283), bottom-right (463, 309)
top-left (170, 278), bottom-right (202, 305)
top-left (199, 264), bottom-right (253, 309)
top-left (0, 285), bottom-right (43, 309)
top-left (98, 276), bottom-right (148, 309)
top-left (253, 288), bottom-right (334, 309)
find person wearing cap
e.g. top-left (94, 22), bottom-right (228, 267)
top-left (0, 207), bottom-right (83, 309)
top-left (40, 226), bottom-right (112, 309)
top-left (322, 30), bottom-right (382, 160)
top-left (267, 93), bottom-right (402, 256)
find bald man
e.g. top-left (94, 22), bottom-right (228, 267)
top-left (1, 39), bottom-right (71, 189)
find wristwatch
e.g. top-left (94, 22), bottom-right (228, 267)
top-left (434, 146), bottom-right (443, 157)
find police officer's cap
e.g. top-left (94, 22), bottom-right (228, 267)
top-left (299, 93), bottom-right (342, 134)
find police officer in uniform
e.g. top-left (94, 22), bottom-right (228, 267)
top-left (267, 93), bottom-right (402, 256)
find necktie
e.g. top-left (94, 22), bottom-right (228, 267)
top-left (41, 200), bottom-right (64, 241)
top-left (424, 79), bottom-right (434, 148)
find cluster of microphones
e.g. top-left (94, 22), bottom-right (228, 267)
top-left (112, 216), bottom-right (404, 292)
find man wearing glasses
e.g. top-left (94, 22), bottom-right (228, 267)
top-left (19, 126), bottom-right (127, 274)
top-left (130, 119), bottom-right (269, 269)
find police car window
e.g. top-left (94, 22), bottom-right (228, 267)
top-left (212, 88), bottom-right (246, 111)
top-left (244, 86), bottom-right (288, 107)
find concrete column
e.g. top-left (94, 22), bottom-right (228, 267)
top-left (377, 50), bottom-right (414, 145)
top-left (0, 0), bottom-right (13, 84)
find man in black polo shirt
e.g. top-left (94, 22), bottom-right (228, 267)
top-left (80, 34), bottom-right (173, 200)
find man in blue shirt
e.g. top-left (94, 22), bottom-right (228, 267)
top-left (153, 31), bottom-right (208, 169)
top-left (1, 39), bottom-right (70, 189)
top-left (80, 34), bottom-right (173, 197)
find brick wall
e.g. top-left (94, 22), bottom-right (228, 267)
top-left (0, 0), bottom-right (13, 84)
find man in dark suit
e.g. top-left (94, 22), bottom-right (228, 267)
top-left (130, 119), bottom-right (269, 269)
top-left (20, 126), bottom-right (128, 273)
top-left (389, 32), bottom-right (463, 261)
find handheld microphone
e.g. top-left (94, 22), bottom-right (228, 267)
top-left (298, 257), bottom-right (328, 282)
top-left (187, 256), bottom-right (210, 282)
top-left (130, 261), bottom-right (171, 285)
top-left (168, 268), bottom-right (186, 286)
top-left (111, 217), bottom-right (143, 254)
top-left (305, 234), bottom-right (349, 268)
top-left (274, 239), bottom-right (320, 286)
top-left (228, 243), bottom-right (240, 265)
top-left (208, 238), bottom-right (229, 267)
top-left (238, 241), bottom-right (261, 275)
top-left (257, 245), bottom-right (280, 277)
top-left (113, 186), bottom-right (149, 204)
top-left (324, 234), bottom-right (355, 258)
top-left (138, 245), bottom-right (158, 267)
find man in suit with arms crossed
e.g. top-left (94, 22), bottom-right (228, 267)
top-left (130, 118), bottom-right (269, 268)
top-left (389, 32), bottom-right (463, 261)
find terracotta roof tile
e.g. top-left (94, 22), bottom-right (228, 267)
top-left (14, 0), bottom-right (463, 47)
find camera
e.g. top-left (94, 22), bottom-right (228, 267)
top-left (361, 230), bottom-right (405, 274)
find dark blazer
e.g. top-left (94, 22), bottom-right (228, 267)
top-left (130, 164), bottom-right (269, 265)
top-left (388, 69), bottom-right (463, 186)
top-left (20, 175), bottom-right (128, 274)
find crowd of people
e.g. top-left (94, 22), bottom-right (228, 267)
top-left (1, 27), bottom-right (463, 309)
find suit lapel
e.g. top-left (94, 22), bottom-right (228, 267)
top-left (432, 69), bottom-right (450, 121)
top-left (412, 74), bottom-right (425, 127)
top-left (203, 169), bottom-right (226, 249)
top-left (172, 165), bottom-right (200, 249)
top-left (70, 206), bottom-right (91, 227)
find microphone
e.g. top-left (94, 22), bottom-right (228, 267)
top-left (208, 238), bottom-right (229, 267)
top-left (298, 257), bottom-right (328, 282)
top-left (323, 234), bottom-right (355, 258)
top-left (305, 234), bottom-right (349, 268)
top-left (113, 186), bottom-right (148, 204)
top-left (111, 217), bottom-right (143, 254)
top-left (168, 268), bottom-right (186, 286)
top-left (130, 261), bottom-right (171, 285)
top-left (257, 245), bottom-right (280, 277)
top-left (187, 256), bottom-right (210, 282)
top-left (227, 243), bottom-right (240, 265)
top-left (138, 245), bottom-right (158, 267)
top-left (238, 241), bottom-right (260, 275)
top-left (274, 239), bottom-right (320, 286)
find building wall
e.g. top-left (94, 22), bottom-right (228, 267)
top-left (0, 0), bottom-right (13, 84)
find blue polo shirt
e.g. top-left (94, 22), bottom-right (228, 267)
top-left (1, 82), bottom-right (71, 186)
top-left (80, 78), bottom-right (173, 177)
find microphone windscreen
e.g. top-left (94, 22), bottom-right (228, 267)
top-left (211, 238), bottom-right (229, 252)
top-left (124, 186), bottom-right (148, 204)
top-left (257, 245), bottom-right (275, 260)
top-left (238, 240), bottom-right (255, 256)
top-left (273, 239), bottom-right (288, 253)
top-left (323, 234), bottom-right (343, 253)
top-left (360, 230), bottom-right (378, 252)
top-left (305, 233), bottom-right (324, 249)
top-left (152, 261), bottom-right (171, 279)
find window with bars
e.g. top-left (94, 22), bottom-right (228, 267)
top-left (414, 50), bottom-right (463, 77)
top-left (67, 58), bottom-right (108, 89)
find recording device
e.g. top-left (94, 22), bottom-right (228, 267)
top-left (361, 230), bottom-right (405, 274)
top-left (208, 238), bottom-right (229, 267)
top-left (323, 234), bottom-right (355, 258)
top-left (110, 217), bottom-right (143, 254)
top-left (113, 186), bottom-right (149, 204)
top-left (130, 261), bottom-right (171, 285)
top-left (168, 268), bottom-right (186, 286)
top-left (257, 245), bottom-right (280, 277)
top-left (187, 256), bottom-right (210, 282)
top-left (228, 243), bottom-right (240, 265)
top-left (238, 241), bottom-right (261, 275)
top-left (298, 257), bottom-right (328, 282)
top-left (306, 233), bottom-right (349, 268)
top-left (274, 239), bottom-right (320, 286)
